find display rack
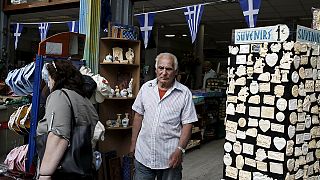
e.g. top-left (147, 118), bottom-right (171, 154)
top-left (26, 32), bottom-right (85, 171)
top-left (224, 25), bottom-right (320, 179)
top-left (98, 37), bottom-right (140, 180)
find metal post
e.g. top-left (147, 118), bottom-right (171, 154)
top-left (26, 55), bottom-right (43, 171)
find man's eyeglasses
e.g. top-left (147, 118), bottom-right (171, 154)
top-left (157, 66), bottom-right (174, 72)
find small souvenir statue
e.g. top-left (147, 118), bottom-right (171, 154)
top-left (122, 113), bottom-right (129, 128)
top-left (115, 86), bottom-right (121, 97)
top-left (120, 89), bottom-right (128, 97)
top-left (127, 78), bottom-right (133, 97)
top-left (125, 48), bottom-right (135, 64)
top-left (112, 47), bottom-right (123, 63)
top-left (103, 53), bottom-right (113, 63)
top-left (115, 114), bottom-right (122, 127)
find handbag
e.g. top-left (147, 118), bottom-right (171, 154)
top-left (36, 89), bottom-right (92, 177)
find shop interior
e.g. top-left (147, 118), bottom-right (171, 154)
top-left (0, 0), bottom-right (320, 179)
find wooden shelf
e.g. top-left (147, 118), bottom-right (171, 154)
top-left (100, 62), bottom-right (139, 67)
top-left (192, 129), bottom-right (201, 134)
top-left (104, 97), bottom-right (136, 100)
top-left (106, 126), bottom-right (132, 130)
top-left (100, 37), bottom-right (140, 43)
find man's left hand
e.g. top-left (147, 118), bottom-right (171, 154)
top-left (168, 148), bottom-right (183, 168)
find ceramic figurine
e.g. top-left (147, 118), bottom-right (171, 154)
top-left (125, 48), bottom-right (135, 64)
top-left (115, 114), bottom-right (122, 127)
top-left (122, 113), bottom-right (129, 128)
top-left (127, 78), bottom-right (133, 97)
top-left (112, 47), bottom-right (123, 63)
top-left (103, 53), bottom-right (113, 63)
top-left (120, 89), bottom-right (128, 97)
top-left (109, 88), bottom-right (114, 98)
top-left (115, 86), bottom-right (121, 97)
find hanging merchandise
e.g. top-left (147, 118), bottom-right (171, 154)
top-left (136, 13), bottom-right (156, 49)
top-left (183, 4), bottom-right (204, 43)
top-left (239, 0), bottom-right (261, 28)
top-left (12, 23), bottom-right (23, 50)
top-left (67, 21), bottom-right (79, 33)
top-left (312, 7), bottom-right (320, 30)
top-left (5, 62), bottom-right (35, 96)
top-left (224, 24), bottom-right (320, 179)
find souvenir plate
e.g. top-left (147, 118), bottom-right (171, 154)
top-left (256, 161), bottom-right (268, 172)
top-left (224, 153), bottom-right (232, 166)
top-left (292, 85), bottom-right (299, 97)
top-left (273, 137), bottom-right (286, 150)
top-left (248, 118), bottom-right (258, 127)
top-left (225, 166), bottom-right (238, 179)
top-left (257, 134), bottom-right (271, 148)
top-left (289, 112), bottom-right (297, 125)
top-left (239, 170), bottom-right (251, 180)
top-left (270, 162), bottom-right (283, 174)
top-left (259, 119), bottom-right (270, 132)
top-left (288, 125), bottom-right (295, 139)
top-left (276, 98), bottom-right (287, 111)
top-left (233, 141), bottom-right (242, 154)
top-left (255, 148), bottom-right (267, 161)
top-left (239, 44), bottom-right (250, 54)
top-left (270, 43), bottom-right (281, 53)
top-left (291, 71), bottom-right (299, 83)
top-left (243, 143), bottom-right (254, 155)
top-left (236, 155), bottom-right (245, 169)
top-left (261, 107), bottom-right (274, 119)
top-left (265, 53), bottom-right (278, 67)
top-left (276, 112), bottom-right (285, 122)
top-left (238, 118), bottom-right (246, 127)
top-left (224, 142), bottom-right (233, 152)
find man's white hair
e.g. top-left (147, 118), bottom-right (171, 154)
top-left (155, 53), bottom-right (178, 70)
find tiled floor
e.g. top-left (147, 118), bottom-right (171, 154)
top-left (182, 138), bottom-right (225, 180)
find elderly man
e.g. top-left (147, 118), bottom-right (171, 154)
top-left (130, 53), bottom-right (198, 180)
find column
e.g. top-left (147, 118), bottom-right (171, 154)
top-left (144, 25), bottom-right (158, 82)
top-left (193, 24), bottom-right (205, 89)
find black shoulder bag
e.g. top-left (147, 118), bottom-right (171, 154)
top-left (36, 90), bottom-right (92, 178)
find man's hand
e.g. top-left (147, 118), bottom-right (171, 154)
top-left (129, 141), bottom-right (136, 156)
top-left (168, 148), bottom-right (183, 168)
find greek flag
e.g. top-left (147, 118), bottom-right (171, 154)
top-left (67, 21), bottom-right (79, 33)
top-left (13, 23), bottom-right (23, 50)
top-left (184, 4), bottom-right (204, 43)
top-left (137, 13), bottom-right (156, 48)
top-left (38, 23), bottom-right (50, 41)
top-left (239, 0), bottom-right (261, 28)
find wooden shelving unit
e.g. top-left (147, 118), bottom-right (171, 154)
top-left (98, 37), bottom-right (140, 180)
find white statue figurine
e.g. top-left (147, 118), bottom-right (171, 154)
top-left (125, 48), bottom-right (135, 64)
top-left (127, 78), bottom-right (133, 97)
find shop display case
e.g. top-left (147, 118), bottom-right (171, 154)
top-left (98, 37), bottom-right (140, 180)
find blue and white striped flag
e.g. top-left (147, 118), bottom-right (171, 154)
top-left (184, 4), bottom-right (204, 43)
top-left (38, 23), bottom-right (50, 41)
top-left (67, 21), bottom-right (79, 33)
top-left (137, 13), bottom-right (156, 49)
top-left (239, 0), bottom-right (261, 28)
top-left (13, 23), bottom-right (23, 50)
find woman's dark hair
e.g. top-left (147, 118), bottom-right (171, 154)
top-left (46, 60), bottom-right (85, 97)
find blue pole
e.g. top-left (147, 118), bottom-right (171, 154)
top-left (26, 55), bottom-right (43, 171)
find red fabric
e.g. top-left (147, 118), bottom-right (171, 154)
top-left (158, 88), bottom-right (167, 100)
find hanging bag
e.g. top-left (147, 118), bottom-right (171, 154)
top-left (36, 90), bottom-right (92, 178)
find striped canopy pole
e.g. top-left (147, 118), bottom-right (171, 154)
top-left (83, 0), bottom-right (101, 74)
top-left (79, 0), bottom-right (88, 34)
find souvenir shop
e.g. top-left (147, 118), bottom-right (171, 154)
top-left (0, 0), bottom-right (320, 180)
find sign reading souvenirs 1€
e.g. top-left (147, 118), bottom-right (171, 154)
top-left (296, 25), bottom-right (320, 45)
top-left (234, 24), bottom-right (290, 44)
